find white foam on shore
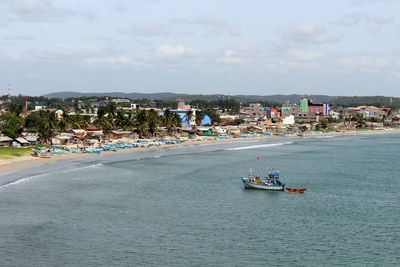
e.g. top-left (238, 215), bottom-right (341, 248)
top-left (226, 142), bottom-right (293, 151)
top-left (308, 135), bottom-right (336, 138)
top-left (0, 163), bottom-right (104, 189)
top-left (0, 173), bottom-right (48, 189)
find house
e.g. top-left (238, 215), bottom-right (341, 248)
top-left (22, 133), bottom-right (39, 146)
top-left (0, 135), bottom-right (12, 146)
top-left (107, 130), bottom-right (135, 139)
top-left (247, 125), bottom-right (264, 133)
top-left (52, 134), bottom-right (74, 145)
top-left (282, 115), bottom-right (295, 125)
top-left (71, 129), bottom-right (87, 140)
top-left (196, 127), bottom-right (213, 135)
top-left (13, 137), bottom-right (29, 147)
top-left (35, 105), bottom-right (46, 111)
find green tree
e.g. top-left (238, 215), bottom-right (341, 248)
top-left (68, 114), bottom-right (90, 129)
top-left (147, 109), bottom-right (160, 137)
top-left (0, 113), bottom-right (24, 139)
top-left (136, 110), bottom-right (148, 138)
top-left (195, 111), bottom-right (205, 126)
top-left (94, 105), bottom-right (115, 131)
top-left (25, 110), bottom-right (57, 141)
top-left (203, 109), bottom-right (220, 125)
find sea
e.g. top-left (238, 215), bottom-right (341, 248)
top-left (1, 132), bottom-right (399, 266)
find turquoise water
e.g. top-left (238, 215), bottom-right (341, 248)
top-left (1, 133), bottom-right (399, 266)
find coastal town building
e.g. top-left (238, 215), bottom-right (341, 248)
top-left (299, 99), bottom-right (329, 115)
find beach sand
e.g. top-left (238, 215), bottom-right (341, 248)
top-left (1, 128), bottom-right (399, 174)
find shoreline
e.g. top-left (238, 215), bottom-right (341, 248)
top-left (1, 128), bottom-right (399, 174)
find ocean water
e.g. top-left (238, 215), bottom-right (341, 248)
top-left (1, 133), bottom-right (400, 266)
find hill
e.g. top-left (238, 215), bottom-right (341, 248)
top-left (41, 91), bottom-right (399, 107)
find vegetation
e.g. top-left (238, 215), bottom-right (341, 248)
top-left (0, 114), bottom-right (24, 139)
top-left (0, 147), bottom-right (32, 159)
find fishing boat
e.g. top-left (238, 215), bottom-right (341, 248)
top-left (285, 188), bottom-right (306, 193)
top-left (38, 153), bottom-right (52, 158)
top-left (241, 169), bottom-right (285, 191)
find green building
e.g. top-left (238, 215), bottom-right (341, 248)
top-left (300, 99), bottom-right (308, 112)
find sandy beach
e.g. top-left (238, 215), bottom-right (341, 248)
top-left (1, 128), bottom-right (399, 174)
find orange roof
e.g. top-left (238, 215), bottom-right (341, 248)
top-left (352, 105), bottom-right (379, 111)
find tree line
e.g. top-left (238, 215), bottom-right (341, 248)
top-left (0, 103), bottom-right (218, 141)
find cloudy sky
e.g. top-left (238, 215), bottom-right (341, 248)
top-left (0, 0), bottom-right (399, 96)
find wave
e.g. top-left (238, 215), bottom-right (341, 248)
top-left (226, 142), bottom-right (293, 151)
top-left (308, 135), bottom-right (336, 138)
top-left (0, 173), bottom-right (49, 189)
top-left (0, 163), bottom-right (104, 189)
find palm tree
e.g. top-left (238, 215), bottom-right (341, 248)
top-left (195, 110), bottom-right (204, 126)
top-left (115, 110), bottom-right (128, 129)
top-left (172, 112), bottom-right (182, 134)
top-left (136, 109), bottom-right (148, 138)
top-left (185, 110), bottom-right (194, 126)
top-left (94, 106), bottom-right (114, 132)
top-left (147, 109), bottom-right (160, 137)
top-left (68, 114), bottom-right (90, 129)
top-left (163, 109), bottom-right (174, 133)
top-left (57, 109), bottom-right (69, 133)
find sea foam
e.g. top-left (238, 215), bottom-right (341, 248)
top-left (226, 142), bottom-right (293, 151)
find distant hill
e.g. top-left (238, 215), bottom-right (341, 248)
top-left (42, 91), bottom-right (399, 107)
top-left (42, 91), bottom-right (338, 103)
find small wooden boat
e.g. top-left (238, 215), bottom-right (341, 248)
top-left (39, 153), bottom-right (52, 158)
top-left (286, 188), bottom-right (306, 193)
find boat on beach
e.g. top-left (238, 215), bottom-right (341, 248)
top-left (38, 153), bottom-right (52, 158)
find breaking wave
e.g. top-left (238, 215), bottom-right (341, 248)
top-left (0, 163), bottom-right (104, 189)
top-left (226, 142), bottom-right (293, 151)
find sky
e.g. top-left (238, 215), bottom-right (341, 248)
top-left (0, 0), bottom-right (399, 96)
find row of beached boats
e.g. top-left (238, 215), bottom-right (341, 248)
top-left (31, 138), bottom-right (207, 158)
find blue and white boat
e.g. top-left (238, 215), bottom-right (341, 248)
top-left (241, 169), bottom-right (285, 191)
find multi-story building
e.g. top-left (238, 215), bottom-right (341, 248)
top-left (248, 103), bottom-right (265, 119)
top-left (299, 99), bottom-right (329, 116)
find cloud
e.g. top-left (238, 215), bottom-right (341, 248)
top-left (155, 45), bottom-right (187, 57)
top-left (85, 56), bottom-right (135, 65)
top-left (1, 0), bottom-right (76, 24)
top-left (184, 15), bottom-right (242, 37)
top-left (131, 22), bottom-right (169, 37)
top-left (0, 44), bottom-right (105, 64)
top-left (352, 0), bottom-right (397, 5)
top-left (338, 13), bottom-right (394, 26)
top-left (286, 49), bottom-right (326, 62)
top-left (279, 23), bottom-right (341, 45)
top-left (36, 44), bottom-right (103, 57)
top-left (3, 50), bottom-right (23, 61)
top-left (131, 15), bottom-right (241, 39)
top-left (217, 50), bottom-right (243, 64)
top-left (337, 57), bottom-right (389, 74)
top-left (3, 34), bottom-right (35, 40)
top-left (143, 45), bottom-right (204, 68)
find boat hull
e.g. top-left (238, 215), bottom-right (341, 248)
top-left (286, 188), bottom-right (306, 193)
top-left (241, 177), bottom-right (284, 191)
